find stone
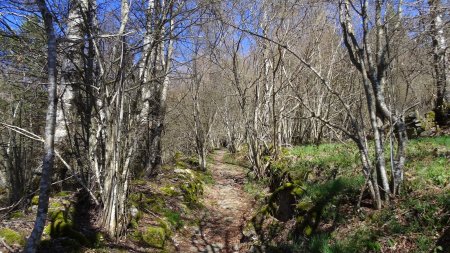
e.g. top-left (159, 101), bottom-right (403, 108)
top-left (215, 243), bottom-right (224, 249)
top-left (129, 206), bottom-right (139, 218)
top-left (141, 226), bottom-right (166, 249)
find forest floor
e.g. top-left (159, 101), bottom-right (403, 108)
top-left (0, 150), bottom-right (258, 253)
top-left (173, 150), bottom-right (256, 253)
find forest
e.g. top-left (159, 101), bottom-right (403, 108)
top-left (0, 0), bottom-right (449, 252)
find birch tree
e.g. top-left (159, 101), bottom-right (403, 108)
top-left (138, 0), bottom-right (175, 177)
top-left (339, 0), bottom-right (408, 202)
top-left (429, 0), bottom-right (450, 125)
top-left (25, 0), bottom-right (58, 250)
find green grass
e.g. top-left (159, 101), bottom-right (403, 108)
top-left (290, 142), bottom-right (360, 180)
top-left (222, 152), bottom-right (252, 168)
top-left (244, 179), bottom-right (267, 201)
top-left (258, 136), bottom-right (449, 253)
top-left (163, 210), bottom-right (184, 230)
top-left (405, 136), bottom-right (450, 190)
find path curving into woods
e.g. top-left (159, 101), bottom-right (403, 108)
top-left (173, 150), bottom-right (255, 253)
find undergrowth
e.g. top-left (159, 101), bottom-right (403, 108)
top-left (254, 136), bottom-right (449, 253)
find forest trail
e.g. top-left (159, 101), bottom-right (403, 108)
top-left (173, 150), bottom-right (255, 253)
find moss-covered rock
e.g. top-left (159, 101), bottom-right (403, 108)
top-left (160, 186), bottom-right (178, 197)
top-left (44, 220), bottom-right (89, 245)
top-left (55, 191), bottom-right (71, 197)
top-left (141, 226), bottom-right (166, 248)
top-left (129, 219), bottom-right (139, 229)
top-left (31, 195), bottom-right (39, 205)
top-left (43, 201), bottom-right (89, 246)
top-left (0, 227), bottom-right (25, 246)
top-left (422, 111), bottom-right (436, 131)
top-left (181, 179), bottom-right (203, 207)
top-left (130, 192), bottom-right (165, 213)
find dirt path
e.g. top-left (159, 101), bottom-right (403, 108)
top-left (173, 150), bottom-right (255, 253)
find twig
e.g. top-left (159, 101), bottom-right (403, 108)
top-left (0, 123), bottom-right (100, 206)
top-left (0, 237), bottom-right (14, 252)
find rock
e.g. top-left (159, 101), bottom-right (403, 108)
top-left (129, 206), bottom-right (139, 218)
top-left (174, 168), bottom-right (195, 178)
top-left (242, 223), bottom-right (256, 240)
top-left (141, 226), bottom-right (166, 249)
top-left (232, 244), bottom-right (240, 251)
top-left (213, 242), bottom-right (224, 249)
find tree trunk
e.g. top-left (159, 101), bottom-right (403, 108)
top-left (144, 0), bottom-right (174, 177)
top-left (99, 0), bottom-right (131, 238)
top-left (24, 0), bottom-right (58, 251)
top-left (429, 0), bottom-right (450, 126)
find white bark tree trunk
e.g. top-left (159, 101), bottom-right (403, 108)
top-left (429, 0), bottom-right (450, 125)
top-left (25, 0), bottom-right (58, 251)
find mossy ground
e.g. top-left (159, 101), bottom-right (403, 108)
top-left (125, 153), bottom-right (213, 251)
top-left (0, 227), bottom-right (26, 246)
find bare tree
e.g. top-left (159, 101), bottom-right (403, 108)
top-left (25, 0), bottom-right (58, 250)
top-left (429, 0), bottom-right (450, 125)
top-left (339, 0), bottom-right (408, 201)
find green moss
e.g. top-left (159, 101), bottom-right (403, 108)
top-left (0, 227), bottom-right (25, 246)
top-left (160, 186), bottom-right (178, 196)
top-left (175, 161), bottom-right (188, 169)
top-left (141, 226), bottom-right (166, 249)
top-left (48, 209), bottom-right (66, 221)
top-left (31, 195), bottom-right (39, 205)
top-left (129, 219), bottom-right (138, 229)
top-left (42, 201), bottom-right (89, 247)
top-left (44, 220), bottom-right (88, 245)
top-left (163, 210), bottom-right (184, 230)
top-left (186, 156), bottom-right (200, 167)
top-left (10, 210), bottom-right (25, 219)
top-left (130, 230), bottom-right (142, 241)
top-left (422, 111), bottom-right (436, 130)
top-left (55, 191), bottom-right (71, 197)
top-left (157, 218), bottom-right (173, 237)
top-left (173, 152), bottom-right (183, 162)
top-left (181, 180), bottom-right (203, 207)
top-left (195, 170), bottom-right (215, 185)
top-left (91, 232), bottom-right (105, 247)
top-left (130, 192), bottom-right (166, 214)
top-left (131, 179), bottom-right (147, 186)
